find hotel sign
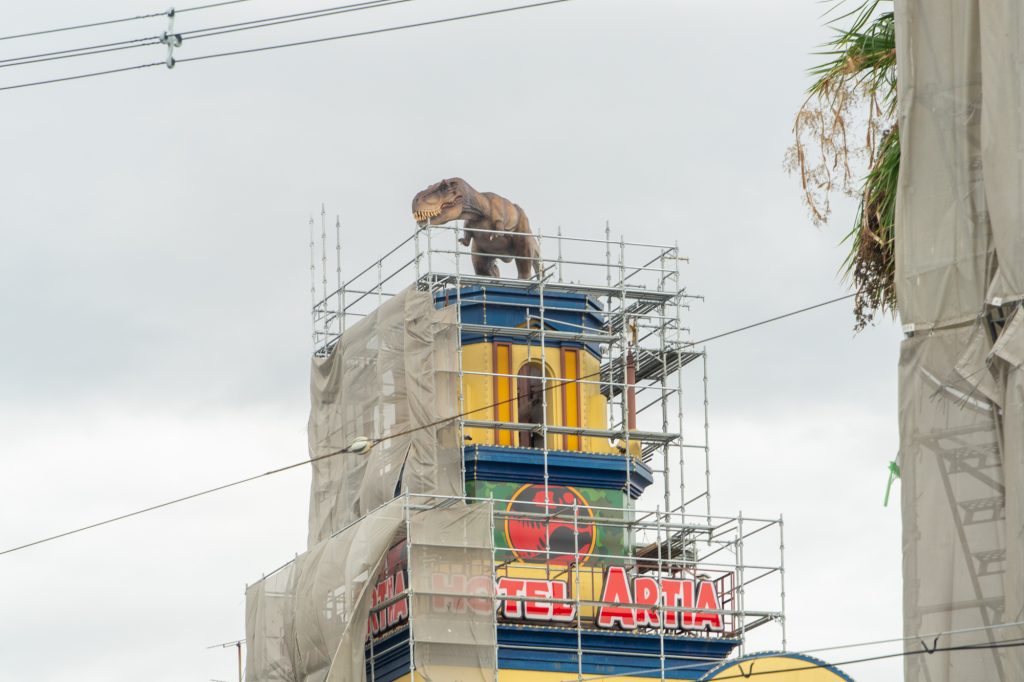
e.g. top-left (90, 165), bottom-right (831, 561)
top-left (370, 565), bottom-right (725, 636)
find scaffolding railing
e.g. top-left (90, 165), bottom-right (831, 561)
top-left (257, 492), bottom-right (785, 680)
top-left (310, 221), bottom-right (714, 519)
top-left (302, 220), bottom-right (786, 666)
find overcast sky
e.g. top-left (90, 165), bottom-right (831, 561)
top-left (0, 1), bottom-right (903, 680)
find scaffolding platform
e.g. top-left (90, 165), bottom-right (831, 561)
top-left (242, 220), bottom-right (798, 682)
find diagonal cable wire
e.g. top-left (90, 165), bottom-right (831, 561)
top-left (567, 637), bottom-right (1024, 681)
top-left (0, 0), bottom-right (575, 93)
top-left (0, 292), bottom-right (854, 557)
top-left (0, 0), bottom-right (410, 69)
top-left (178, 0), bottom-right (264, 12)
top-left (0, 39), bottom-right (162, 69)
top-left (0, 0), bottom-right (266, 42)
top-left (177, 0), bottom-right (576, 64)
top-left (0, 62), bottom-right (165, 93)
top-left (0, 11), bottom-right (166, 42)
top-left (181, 0), bottom-right (417, 40)
top-left (0, 442), bottom-right (353, 557)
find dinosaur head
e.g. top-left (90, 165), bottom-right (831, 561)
top-left (411, 178), bottom-right (465, 227)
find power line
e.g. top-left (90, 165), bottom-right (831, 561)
top-left (0, 11), bottom-right (165, 42)
top-left (681, 638), bottom-right (1024, 681)
top-left (0, 292), bottom-right (852, 557)
top-left (0, 0), bottom-right (265, 42)
top-left (182, 0), bottom-right (418, 40)
top-left (0, 62), bottom-right (165, 93)
top-left (0, 38), bottom-right (161, 69)
top-left (0, 0), bottom-right (412, 71)
top-left (691, 293), bottom-right (855, 346)
top-left (178, 0), bottom-right (264, 12)
top-left (799, 618), bottom-right (1024, 658)
top-left (571, 632), bottom-right (1024, 681)
top-left (0, 0), bottom-right (574, 93)
top-left (0, 441), bottom-right (351, 557)
top-left (177, 0), bottom-right (575, 64)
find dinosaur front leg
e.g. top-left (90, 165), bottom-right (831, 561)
top-left (471, 251), bottom-right (500, 278)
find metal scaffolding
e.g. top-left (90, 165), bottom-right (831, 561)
top-left (300, 219), bottom-right (787, 678)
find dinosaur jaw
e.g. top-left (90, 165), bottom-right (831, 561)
top-left (413, 199), bottom-right (461, 227)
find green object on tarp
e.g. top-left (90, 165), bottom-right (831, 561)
top-left (884, 460), bottom-right (901, 507)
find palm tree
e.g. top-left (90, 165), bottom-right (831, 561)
top-left (786, 0), bottom-right (898, 330)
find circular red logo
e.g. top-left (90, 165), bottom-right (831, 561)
top-left (503, 484), bottom-right (596, 565)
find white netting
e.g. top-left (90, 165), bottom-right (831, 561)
top-left (896, 1), bottom-right (1024, 678)
top-left (306, 286), bottom-right (460, 547)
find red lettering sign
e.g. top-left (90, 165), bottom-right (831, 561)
top-left (369, 569), bottom-right (409, 636)
top-left (595, 569), bottom-right (724, 632)
top-left (596, 566), bottom-right (636, 629)
top-left (497, 577), bottom-right (526, 618)
top-left (369, 553), bottom-right (725, 638)
top-left (498, 577), bottom-right (576, 622)
top-left (693, 580), bottom-right (724, 632)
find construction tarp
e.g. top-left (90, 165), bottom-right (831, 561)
top-left (245, 500), bottom-right (496, 682)
top-left (896, 1), bottom-right (1024, 679)
top-left (245, 498), bottom-right (406, 682)
top-left (306, 285), bottom-right (461, 547)
top-left (407, 500), bottom-right (497, 681)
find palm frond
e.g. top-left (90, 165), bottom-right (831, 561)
top-left (785, 0), bottom-right (898, 329)
top-left (843, 125), bottom-right (899, 330)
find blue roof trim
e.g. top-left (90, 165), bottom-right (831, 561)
top-left (434, 286), bottom-right (607, 358)
top-left (437, 285), bottom-right (605, 313)
top-left (368, 626), bottom-right (740, 682)
top-left (464, 445), bottom-right (655, 499)
top-left (500, 627), bottom-right (739, 679)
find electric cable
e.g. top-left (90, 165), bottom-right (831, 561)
top-left (0, 38), bottom-right (162, 69)
top-left (176, 0), bottom-right (574, 64)
top-left (0, 62), bottom-right (166, 93)
top-left (0, 11), bottom-right (166, 42)
top-left (568, 637), bottom-right (1024, 681)
top-left (672, 637), bottom-right (1024, 681)
top-left (688, 293), bottom-right (854, 346)
top-left (178, 0), bottom-right (264, 12)
top-left (0, 0), bottom-right (411, 69)
top-left (0, 0), bottom-right (575, 93)
top-left (0, 0), bottom-right (266, 42)
top-left (367, 292), bottom-right (858, 449)
top-left (181, 0), bottom-right (418, 41)
top-left (0, 440), bottom-right (350, 557)
top-left (0, 292), bottom-right (854, 557)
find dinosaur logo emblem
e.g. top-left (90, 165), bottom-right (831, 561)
top-left (504, 484), bottom-right (596, 565)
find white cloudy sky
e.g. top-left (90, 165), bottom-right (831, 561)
top-left (0, 1), bottom-right (903, 680)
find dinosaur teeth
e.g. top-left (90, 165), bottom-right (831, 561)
top-left (412, 207), bottom-right (443, 221)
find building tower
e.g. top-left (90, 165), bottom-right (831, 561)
top-left (244, 219), bottom-right (851, 681)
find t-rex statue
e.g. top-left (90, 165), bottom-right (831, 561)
top-left (411, 177), bottom-right (541, 279)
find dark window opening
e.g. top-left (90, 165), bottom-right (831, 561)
top-left (517, 362), bottom-right (546, 448)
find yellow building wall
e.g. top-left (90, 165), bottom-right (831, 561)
top-left (461, 341), bottom-right (616, 455)
top-left (703, 656), bottom-right (851, 681)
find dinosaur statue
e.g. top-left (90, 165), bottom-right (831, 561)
top-left (411, 177), bottom-right (541, 279)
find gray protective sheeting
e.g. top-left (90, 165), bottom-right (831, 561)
top-left (245, 500), bottom-right (495, 682)
top-left (306, 286), bottom-right (460, 547)
top-left (246, 498), bottom-right (406, 682)
top-left (896, 1), bottom-right (1024, 679)
top-left (408, 501), bottom-right (497, 681)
